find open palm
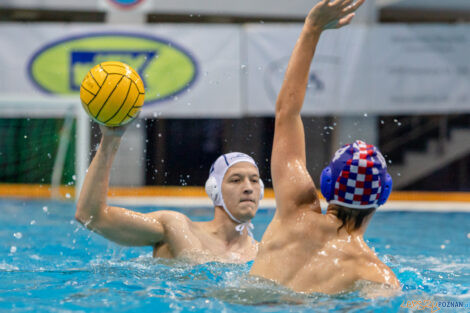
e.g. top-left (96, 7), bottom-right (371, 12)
top-left (306, 0), bottom-right (365, 30)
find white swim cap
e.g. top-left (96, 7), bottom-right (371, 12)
top-left (205, 152), bottom-right (264, 237)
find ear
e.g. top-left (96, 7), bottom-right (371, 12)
top-left (320, 166), bottom-right (334, 201)
top-left (377, 173), bottom-right (392, 205)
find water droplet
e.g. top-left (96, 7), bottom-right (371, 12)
top-left (364, 113), bottom-right (368, 117)
top-left (24, 135), bottom-right (28, 139)
top-left (72, 175), bottom-right (77, 181)
top-left (397, 173), bottom-right (401, 176)
top-left (13, 232), bottom-right (22, 239)
top-left (385, 244), bottom-right (390, 249)
top-left (30, 220), bottom-right (36, 225)
top-left (65, 193), bottom-right (71, 199)
top-left (467, 233), bottom-right (470, 239)
top-left (440, 244), bottom-right (445, 249)
top-left (136, 123), bottom-right (141, 128)
top-left (158, 133), bottom-right (162, 138)
top-left (380, 120), bottom-right (385, 125)
top-left (240, 64), bottom-right (247, 69)
top-left (47, 153), bottom-right (52, 159)
top-left (10, 246), bottom-right (17, 253)
top-left (42, 206), bottom-right (48, 213)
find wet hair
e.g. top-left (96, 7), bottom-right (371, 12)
top-left (329, 204), bottom-right (376, 233)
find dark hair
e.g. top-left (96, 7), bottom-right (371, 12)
top-left (330, 204), bottom-right (376, 233)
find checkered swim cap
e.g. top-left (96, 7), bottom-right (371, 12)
top-left (320, 140), bottom-right (392, 209)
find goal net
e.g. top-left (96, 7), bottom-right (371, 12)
top-left (0, 96), bottom-right (90, 199)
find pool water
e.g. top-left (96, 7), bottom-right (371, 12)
top-left (0, 198), bottom-right (469, 312)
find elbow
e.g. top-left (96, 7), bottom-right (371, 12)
top-left (275, 99), bottom-right (301, 117)
top-left (75, 211), bottom-right (85, 225)
top-left (75, 204), bottom-right (84, 225)
top-left (75, 205), bottom-right (101, 228)
top-left (75, 209), bottom-right (89, 227)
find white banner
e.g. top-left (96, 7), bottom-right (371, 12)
top-left (246, 24), bottom-right (470, 115)
top-left (0, 24), bottom-right (241, 117)
top-left (1, 24), bottom-right (470, 117)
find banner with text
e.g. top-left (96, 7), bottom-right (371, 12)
top-left (0, 24), bottom-right (469, 117)
top-left (245, 24), bottom-right (470, 115)
top-left (0, 24), bottom-right (241, 117)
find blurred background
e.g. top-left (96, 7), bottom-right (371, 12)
top-left (1, 0), bottom-right (470, 200)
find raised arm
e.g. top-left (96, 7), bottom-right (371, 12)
top-left (75, 125), bottom-right (164, 246)
top-left (272, 0), bottom-right (364, 215)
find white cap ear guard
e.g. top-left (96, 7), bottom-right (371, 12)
top-left (205, 176), bottom-right (222, 206)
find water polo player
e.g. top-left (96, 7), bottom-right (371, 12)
top-left (75, 125), bottom-right (262, 263)
top-left (250, 0), bottom-right (400, 294)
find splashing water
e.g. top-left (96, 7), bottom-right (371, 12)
top-left (0, 199), bottom-right (468, 313)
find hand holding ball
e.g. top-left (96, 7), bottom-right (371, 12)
top-left (80, 61), bottom-right (145, 127)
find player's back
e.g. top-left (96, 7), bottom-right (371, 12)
top-left (250, 208), bottom-right (399, 294)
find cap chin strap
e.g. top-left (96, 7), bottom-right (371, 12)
top-left (221, 203), bottom-right (254, 238)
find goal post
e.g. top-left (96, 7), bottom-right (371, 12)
top-left (0, 95), bottom-right (90, 200)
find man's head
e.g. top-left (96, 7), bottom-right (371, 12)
top-left (205, 153), bottom-right (264, 224)
top-left (320, 140), bottom-right (392, 232)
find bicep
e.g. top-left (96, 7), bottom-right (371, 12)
top-left (88, 206), bottom-right (165, 246)
top-left (271, 111), bottom-right (320, 214)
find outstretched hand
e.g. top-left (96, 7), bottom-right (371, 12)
top-left (306, 0), bottom-right (365, 31)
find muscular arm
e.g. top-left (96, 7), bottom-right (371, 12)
top-left (272, 0), bottom-right (363, 216)
top-left (75, 126), bottom-right (164, 246)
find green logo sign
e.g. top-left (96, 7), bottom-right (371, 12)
top-left (28, 33), bottom-right (198, 104)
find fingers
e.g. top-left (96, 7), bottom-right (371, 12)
top-left (336, 13), bottom-right (355, 28)
top-left (340, 0), bottom-right (354, 9)
top-left (329, 0), bottom-right (343, 7)
top-left (342, 0), bottom-right (365, 15)
top-left (330, 0), bottom-right (365, 11)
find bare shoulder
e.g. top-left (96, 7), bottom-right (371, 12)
top-left (146, 210), bottom-right (192, 227)
top-left (359, 254), bottom-right (400, 288)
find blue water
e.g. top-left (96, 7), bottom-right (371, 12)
top-left (0, 199), bottom-right (469, 313)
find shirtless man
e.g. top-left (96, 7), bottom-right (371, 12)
top-left (75, 125), bottom-right (263, 263)
top-left (250, 0), bottom-right (400, 294)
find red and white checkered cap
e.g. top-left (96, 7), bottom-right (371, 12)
top-left (330, 140), bottom-right (387, 209)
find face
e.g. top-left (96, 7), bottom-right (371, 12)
top-left (221, 162), bottom-right (261, 222)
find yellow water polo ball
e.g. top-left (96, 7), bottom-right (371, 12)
top-left (80, 61), bottom-right (145, 127)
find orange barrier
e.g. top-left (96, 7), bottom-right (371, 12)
top-left (0, 183), bottom-right (470, 202)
